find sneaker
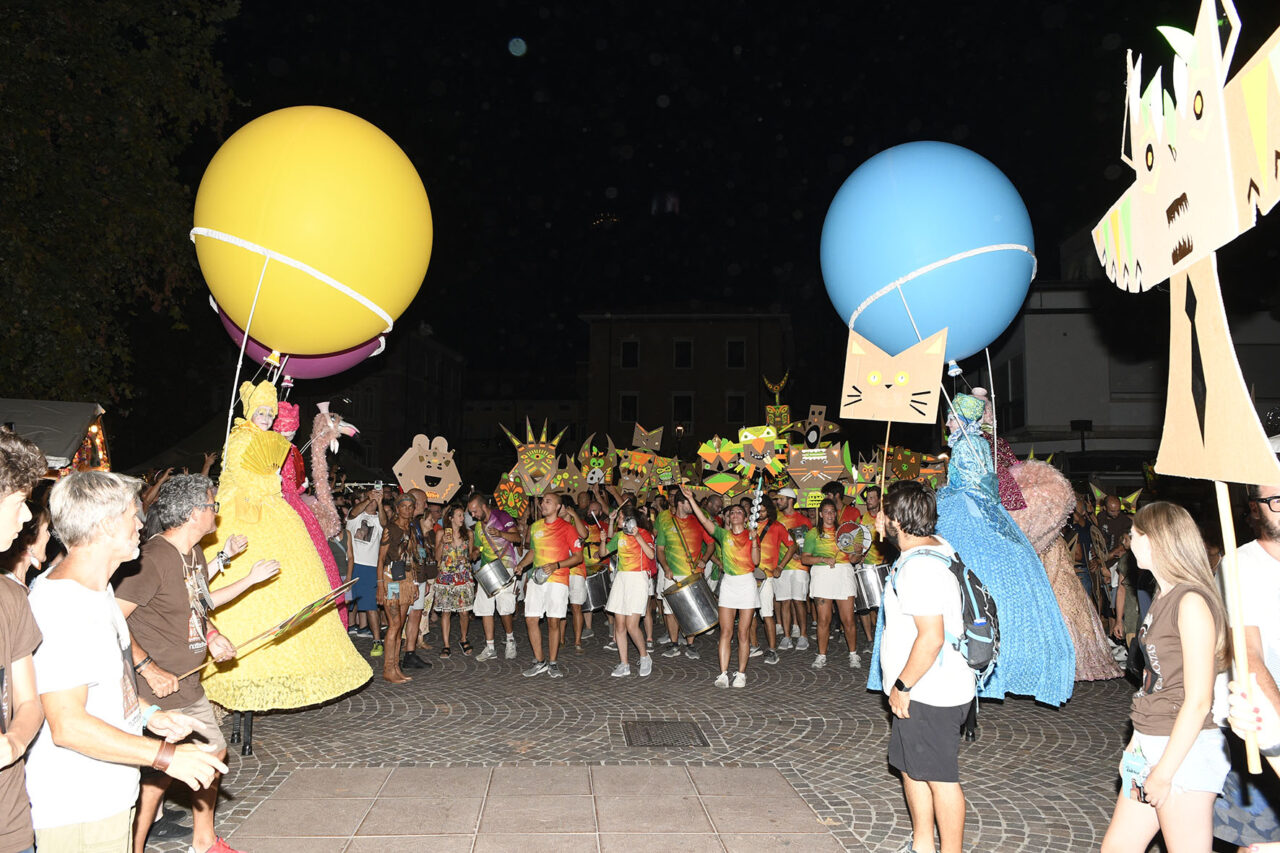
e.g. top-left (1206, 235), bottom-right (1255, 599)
top-left (764, 649), bottom-right (779, 665)
top-left (192, 838), bottom-right (245, 853)
top-left (611, 662), bottom-right (631, 677)
top-left (547, 662), bottom-right (564, 678)
top-left (811, 654), bottom-right (827, 669)
top-left (657, 633), bottom-right (671, 645)
top-left (347, 624), bottom-right (359, 635)
top-left (777, 636), bottom-right (793, 651)
top-left (646, 639), bottom-right (654, 650)
top-left (795, 636), bottom-right (810, 651)
top-left (775, 623), bottom-right (783, 635)
top-left (894, 841), bottom-right (926, 853)
top-left (523, 660), bottom-right (549, 677)
top-left (355, 627), bottom-right (373, 638)
top-left (370, 642), bottom-right (384, 657)
top-left (791, 625), bottom-right (801, 638)
top-left (749, 645), bottom-right (763, 658)
top-left (684, 646), bottom-right (701, 660)
top-left (731, 671), bottom-right (747, 688)
top-left (602, 639), bottom-right (618, 651)
top-left (848, 652), bottom-right (862, 669)
top-left (638, 655), bottom-right (653, 677)
top-left (476, 645), bottom-right (498, 662)
top-left (505, 638), bottom-right (518, 659)
top-left (582, 628), bottom-right (594, 640)
top-left (661, 643), bottom-right (682, 658)
top-left (714, 671), bottom-right (730, 688)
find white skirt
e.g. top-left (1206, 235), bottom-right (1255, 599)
top-left (606, 570), bottom-right (650, 616)
top-left (717, 572), bottom-right (760, 610)
top-left (810, 562), bottom-right (856, 600)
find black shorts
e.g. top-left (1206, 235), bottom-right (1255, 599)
top-left (888, 699), bottom-right (970, 783)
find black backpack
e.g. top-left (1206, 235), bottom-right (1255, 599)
top-left (893, 547), bottom-right (1000, 685)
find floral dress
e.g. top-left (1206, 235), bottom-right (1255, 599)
top-left (434, 528), bottom-right (475, 613)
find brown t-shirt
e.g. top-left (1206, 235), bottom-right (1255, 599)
top-left (0, 576), bottom-right (40, 853)
top-left (1130, 584), bottom-right (1220, 735)
top-left (1097, 512), bottom-right (1132, 566)
top-left (115, 536), bottom-right (211, 709)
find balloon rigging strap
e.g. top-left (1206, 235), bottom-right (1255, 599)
top-left (222, 254), bottom-right (272, 460)
top-left (985, 346), bottom-right (998, 468)
top-left (845, 243), bottom-right (1036, 330)
top-left (190, 227), bottom-right (396, 332)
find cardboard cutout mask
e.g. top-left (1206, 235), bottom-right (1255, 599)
top-left (697, 435), bottom-right (740, 473)
top-left (735, 425), bottom-right (786, 477)
top-left (840, 328), bottom-right (947, 424)
top-left (617, 448), bottom-right (654, 495)
top-left (494, 473), bottom-right (529, 520)
top-left (393, 435), bottom-right (462, 504)
top-left (1092, 0), bottom-right (1280, 484)
top-left (1091, 482), bottom-right (1143, 514)
top-left (652, 455), bottom-right (679, 487)
top-left (503, 418), bottom-right (567, 496)
top-left (632, 424), bottom-right (664, 453)
top-left (787, 404), bottom-right (842, 449)
top-left (548, 455), bottom-right (585, 495)
top-left (788, 445), bottom-right (845, 508)
top-left (765, 404), bottom-right (792, 432)
top-left (576, 433), bottom-right (617, 485)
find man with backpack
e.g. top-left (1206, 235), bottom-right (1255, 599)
top-left (877, 480), bottom-right (977, 853)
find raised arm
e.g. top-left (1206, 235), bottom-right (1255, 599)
top-left (678, 485), bottom-right (715, 536)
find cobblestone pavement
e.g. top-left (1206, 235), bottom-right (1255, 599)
top-left (148, 623), bottom-right (1135, 852)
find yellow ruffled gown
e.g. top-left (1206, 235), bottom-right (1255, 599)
top-left (201, 421), bottom-right (371, 710)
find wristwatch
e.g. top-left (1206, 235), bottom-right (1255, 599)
top-left (893, 677), bottom-right (913, 693)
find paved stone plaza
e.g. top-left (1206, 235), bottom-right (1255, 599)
top-left (148, 627), bottom-right (1134, 852)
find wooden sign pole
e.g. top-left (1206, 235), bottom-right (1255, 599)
top-left (1215, 480), bottom-right (1262, 775)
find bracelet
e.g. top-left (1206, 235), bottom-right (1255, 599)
top-left (214, 550), bottom-right (229, 564)
top-left (141, 703), bottom-right (161, 727)
top-left (205, 626), bottom-right (221, 642)
top-left (151, 740), bottom-right (176, 772)
top-left (134, 656), bottom-right (153, 674)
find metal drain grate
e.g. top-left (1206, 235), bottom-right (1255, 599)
top-left (622, 720), bottom-right (710, 747)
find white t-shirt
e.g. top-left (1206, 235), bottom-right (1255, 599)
top-left (347, 511), bottom-right (383, 566)
top-left (1236, 540), bottom-right (1280, 676)
top-left (879, 539), bottom-right (976, 708)
top-left (25, 577), bottom-right (144, 829)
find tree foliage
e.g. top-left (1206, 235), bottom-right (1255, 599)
top-left (0, 1), bottom-right (238, 407)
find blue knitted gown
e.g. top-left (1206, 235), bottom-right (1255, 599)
top-left (867, 420), bottom-right (1075, 706)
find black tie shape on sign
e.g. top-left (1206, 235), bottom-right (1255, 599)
top-left (1186, 280), bottom-right (1207, 444)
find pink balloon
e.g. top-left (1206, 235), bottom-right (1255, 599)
top-left (217, 306), bottom-right (385, 380)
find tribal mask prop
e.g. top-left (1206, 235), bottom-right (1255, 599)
top-left (502, 418), bottom-right (567, 496)
top-left (786, 404), bottom-right (842, 449)
top-left (617, 449), bottom-right (655, 495)
top-left (632, 424), bottom-right (664, 453)
top-left (576, 433), bottom-right (617, 485)
top-left (494, 473), bottom-right (529, 519)
top-left (393, 435), bottom-right (462, 504)
top-left (549, 456), bottom-right (585, 495)
top-left (1091, 482), bottom-right (1143, 514)
top-left (735, 425), bottom-right (787, 477)
top-left (697, 435), bottom-right (739, 474)
top-left (788, 445), bottom-right (845, 508)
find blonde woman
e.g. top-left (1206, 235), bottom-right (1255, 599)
top-left (1101, 502), bottom-right (1229, 853)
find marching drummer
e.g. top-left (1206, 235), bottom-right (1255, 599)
top-left (466, 494), bottom-right (521, 662)
top-left (603, 503), bottom-right (656, 677)
top-left (801, 497), bottom-right (865, 670)
top-left (654, 486), bottom-right (714, 660)
top-left (751, 496), bottom-right (798, 666)
top-left (855, 484), bottom-right (890, 645)
top-left (514, 492), bottom-right (585, 678)
top-left (680, 484), bottom-right (760, 688)
top-left (774, 488), bottom-right (814, 652)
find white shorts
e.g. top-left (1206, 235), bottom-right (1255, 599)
top-left (569, 574), bottom-right (587, 606)
top-left (647, 574), bottom-right (656, 597)
top-left (409, 581), bottom-right (430, 611)
top-left (606, 571), bottom-right (650, 616)
top-left (524, 579), bottom-right (569, 619)
top-left (717, 572), bottom-right (760, 610)
top-left (473, 580), bottom-right (516, 617)
top-left (659, 574), bottom-right (682, 614)
top-left (774, 568), bottom-right (810, 601)
top-left (811, 563), bottom-right (856, 600)
top-left (758, 576), bottom-right (776, 618)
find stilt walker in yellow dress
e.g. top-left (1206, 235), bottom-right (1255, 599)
top-left (202, 381), bottom-right (371, 716)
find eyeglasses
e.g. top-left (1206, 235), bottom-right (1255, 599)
top-left (198, 501), bottom-right (220, 513)
top-left (1250, 495), bottom-right (1280, 512)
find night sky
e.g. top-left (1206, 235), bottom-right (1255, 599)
top-left (119, 1), bottom-right (1280, 463)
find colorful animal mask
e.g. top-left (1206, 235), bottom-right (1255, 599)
top-left (840, 328), bottom-right (946, 424)
top-left (617, 449), bottom-right (654, 495)
top-left (787, 404), bottom-right (842, 449)
top-left (494, 473), bottom-right (529, 519)
top-left (735, 425), bottom-right (786, 477)
top-left (1091, 483), bottom-right (1143, 514)
top-left (1091, 0), bottom-right (1280, 485)
top-left (632, 424), bottom-right (664, 453)
top-left (548, 455), bottom-right (585, 495)
top-left (788, 446), bottom-right (845, 508)
top-left (697, 435), bottom-right (740, 473)
top-left (576, 433), bottom-right (617, 485)
top-left (651, 455), bottom-right (679, 487)
top-left (765, 404), bottom-right (792, 432)
top-left (503, 418), bottom-right (567, 496)
top-left (393, 435), bottom-right (462, 504)
top-left (702, 471), bottom-right (752, 499)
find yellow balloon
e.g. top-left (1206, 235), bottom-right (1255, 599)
top-left (193, 107), bottom-right (432, 355)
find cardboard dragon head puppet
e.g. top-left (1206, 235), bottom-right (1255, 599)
top-left (502, 418), bottom-right (567, 497)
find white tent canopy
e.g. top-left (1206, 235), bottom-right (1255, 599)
top-left (0, 399), bottom-right (105, 468)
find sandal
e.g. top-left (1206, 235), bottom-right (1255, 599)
top-left (460, 640), bottom-right (473, 656)
top-left (440, 646), bottom-right (451, 658)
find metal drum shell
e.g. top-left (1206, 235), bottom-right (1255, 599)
top-left (582, 569), bottom-right (612, 612)
top-left (665, 573), bottom-right (719, 636)
top-left (475, 559), bottom-right (516, 598)
top-left (853, 563), bottom-right (889, 613)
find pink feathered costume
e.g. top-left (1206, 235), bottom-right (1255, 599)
top-left (274, 402), bottom-right (347, 627)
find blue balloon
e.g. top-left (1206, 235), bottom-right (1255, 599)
top-left (820, 141), bottom-right (1035, 363)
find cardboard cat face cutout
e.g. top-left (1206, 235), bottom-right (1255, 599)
top-left (788, 445), bottom-right (845, 508)
top-left (840, 328), bottom-right (946, 424)
top-left (632, 424), bottom-right (663, 453)
top-left (393, 435), bottom-right (462, 504)
top-left (698, 435), bottom-right (739, 473)
top-left (736, 425), bottom-right (786, 477)
top-left (576, 433), bottom-right (617, 485)
top-left (503, 418), bottom-right (567, 496)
